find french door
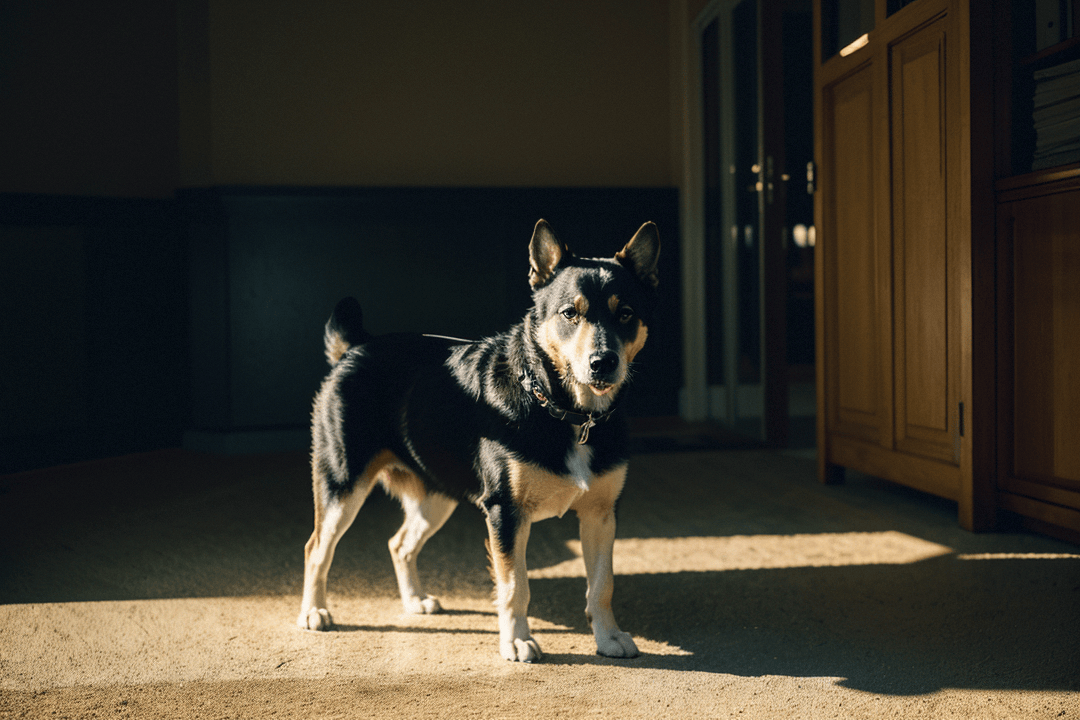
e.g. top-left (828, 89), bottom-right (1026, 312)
top-left (699, 0), bottom-right (814, 445)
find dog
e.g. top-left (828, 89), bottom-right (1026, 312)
top-left (297, 219), bottom-right (659, 662)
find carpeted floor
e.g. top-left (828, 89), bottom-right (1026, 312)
top-left (1, 446), bottom-right (1078, 718)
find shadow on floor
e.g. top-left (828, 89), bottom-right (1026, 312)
top-left (1, 448), bottom-right (1078, 697)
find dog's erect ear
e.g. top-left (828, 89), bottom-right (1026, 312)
top-left (529, 219), bottom-right (570, 288)
top-left (616, 222), bottom-right (660, 289)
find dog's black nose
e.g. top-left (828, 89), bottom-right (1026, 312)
top-left (589, 351), bottom-right (619, 376)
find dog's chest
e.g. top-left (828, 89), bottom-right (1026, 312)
top-left (509, 444), bottom-right (594, 522)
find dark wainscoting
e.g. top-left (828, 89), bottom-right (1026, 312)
top-left (0, 187), bottom-right (681, 469)
top-left (180, 186), bottom-right (682, 454)
top-left (0, 193), bottom-right (187, 473)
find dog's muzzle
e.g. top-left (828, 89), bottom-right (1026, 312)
top-left (586, 351), bottom-right (620, 396)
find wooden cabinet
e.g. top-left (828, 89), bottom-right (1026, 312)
top-left (815, 0), bottom-right (1080, 539)
top-left (815, 0), bottom-right (970, 511)
top-left (996, 177), bottom-right (1080, 534)
top-left (984, 0), bottom-right (1080, 539)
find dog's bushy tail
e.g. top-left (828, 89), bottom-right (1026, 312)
top-left (324, 296), bottom-right (370, 365)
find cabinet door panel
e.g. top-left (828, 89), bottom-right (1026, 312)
top-left (1007, 193), bottom-right (1080, 498)
top-left (891, 20), bottom-right (960, 464)
top-left (822, 64), bottom-right (887, 444)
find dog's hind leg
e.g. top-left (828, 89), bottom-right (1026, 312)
top-left (297, 469), bottom-right (375, 631)
top-left (388, 491), bottom-right (457, 614)
top-left (572, 465), bottom-right (639, 658)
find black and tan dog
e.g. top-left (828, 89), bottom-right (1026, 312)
top-left (297, 219), bottom-right (659, 662)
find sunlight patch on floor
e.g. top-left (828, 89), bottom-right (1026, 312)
top-left (528, 532), bottom-right (954, 579)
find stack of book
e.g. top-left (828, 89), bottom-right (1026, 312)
top-left (1032, 58), bottom-right (1080, 170)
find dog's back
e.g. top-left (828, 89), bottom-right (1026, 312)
top-left (312, 303), bottom-right (469, 500)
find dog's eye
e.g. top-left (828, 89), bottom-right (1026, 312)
top-left (561, 306), bottom-right (578, 321)
top-left (618, 306), bottom-right (634, 323)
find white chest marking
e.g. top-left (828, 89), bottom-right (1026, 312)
top-left (566, 444), bottom-right (594, 492)
top-left (507, 445), bottom-right (596, 522)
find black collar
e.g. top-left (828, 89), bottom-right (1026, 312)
top-left (518, 369), bottom-right (618, 444)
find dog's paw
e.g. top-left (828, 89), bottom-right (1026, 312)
top-left (297, 607), bottom-right (333, 631)
top-left (596, 630), bottom-right (639, 658)
top-left (402, 595), bottom-right (443, 615)
top-left (501, 636), bottom-right (543, 663)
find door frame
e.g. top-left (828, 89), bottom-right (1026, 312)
top-left (681, 0), bottom-right (789, 443)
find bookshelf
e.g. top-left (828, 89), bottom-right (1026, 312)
top-left (1002, 0), bottom-right (1080, 178)
top-left (991, 0), bottom-right (1080, 541)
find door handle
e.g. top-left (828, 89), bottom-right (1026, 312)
top-left (766, 156), bottom-right (776, 204)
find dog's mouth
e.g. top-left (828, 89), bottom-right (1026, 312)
top-left (589, 381), bottom-right (614, 397)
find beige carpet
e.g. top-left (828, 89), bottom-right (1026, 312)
top-left (1, 448), bottom-right (1078, 718)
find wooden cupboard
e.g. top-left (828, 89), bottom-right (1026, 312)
top-left (815, 0), bottom-right (1080, 539)
top-left (996, 175), bottom-right (1080, 536)
top-left (815, 0), bottom-right (980, 521)
top-left (988, 0), bottom-right (1080, 538)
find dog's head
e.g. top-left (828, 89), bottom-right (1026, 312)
top-left (527, 219), bottom-right (660, 413)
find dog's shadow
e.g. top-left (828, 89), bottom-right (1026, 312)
top-left (321, 607), bottom-right (684, 671)
top-left (329, 608), bottom-right (499, 635)
top-left (320, 558), bottom-right (1080, 697)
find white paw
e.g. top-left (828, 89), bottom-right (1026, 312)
top-left (501, 636), bottom-right (543, 663)
top-left (402, 595), bottom-right (443, 615)
top-left (297, 607), bottom-right (333, 631)
top-left (596, 630), bottom-right (639, 658)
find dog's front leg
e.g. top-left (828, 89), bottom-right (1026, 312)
top-left (484, 503), bottom-right (541, 662)
top-left (574, 469), bottom-right (639, 658)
